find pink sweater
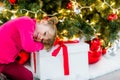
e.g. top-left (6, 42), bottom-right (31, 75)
top-left (0, 16), bottom-right (44, 64)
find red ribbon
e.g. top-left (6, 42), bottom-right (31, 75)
top-left (52, 40), bottom-right (79, 75)
top-left (33, 52), bottom-right (36, 73)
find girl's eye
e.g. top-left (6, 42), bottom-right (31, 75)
top-left (44, 32), bottom-right (46, 36)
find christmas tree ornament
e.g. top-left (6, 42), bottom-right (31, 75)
top-left (88, 38), bottom-right (103, 64)
top-left (107, 13), bottom-right (118, 21)
top-left (105, 40), bottom-right (118, 56)
top-left (74, 6), bottom-right (80, 14)
top-left (88, 49), bottom-right (102, 64)
top-left (102, 48), bottom-right (107, 55)
top-left (116, 39), bottom-right (120, 48)
top-left (66, 1), bottom-right (73, 9)
top-left (8, 0), bottom-right (16, 5)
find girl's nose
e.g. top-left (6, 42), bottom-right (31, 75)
top-left (38, 33), bottom-right (44, 42)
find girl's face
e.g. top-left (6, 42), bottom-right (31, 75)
top-left (34, 22), bottom-right (54, 44)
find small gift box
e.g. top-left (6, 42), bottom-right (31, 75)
top-left (35, 41), bottom-right (89, 80)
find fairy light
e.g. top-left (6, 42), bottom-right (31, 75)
top-left (0, 20), bottom-right (3, 24)
top-left (111, 2), bottom-right (115, 6)
top-left (21, 9), bottom-right (58, 18)
top-left (71, 0), bottom-right (92, 14)
top-left (86, 20), bottom-right (89, 23)
top-left (0, 6), bottom-right (4, 13)
top-left (101, 3), bottom-right (105, 8)
top-left (62, 30), bottom-right (68, 34)
top-left (2, 9), bottom-right (18, 19)
top-left (90, 21), bottom-right (96, 25)
top-left (2, 9), bottom-right (17, 14)
top-left (66, 10), bottom-right (71, 13)
top-left (43, 13), bottom-right (47, 17)
top-left (90, 7), bottom-right (93, 11)
top-left (79, 14), bottom-right (83, 18)
top-left (59, 9), bottom-right (64, 13)
top-left (113, 9), bottom-right (118, 14)
top-left (11, 14), bottom-right (17, 19)
top-left (70, 35), bottom-right (79, 40)
top-left (25, 11), bottom-right (29, 16)
top-left (35, 13), bottom-right (37, 19)
top-left (62, 37), bottom-right (68, 41)
top-left (59, 17), bottom-right (66, 22)
top-left (11, 10), bottom-right (17, 14)
top-left (103, 0), bottom-right (120, 14)
top-left (103, 0), bottom-right (113, 9)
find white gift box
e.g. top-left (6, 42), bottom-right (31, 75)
top-left (34, 42), bottom-right (89, 80)
top-left (24, 53), bottom-right (37, 76)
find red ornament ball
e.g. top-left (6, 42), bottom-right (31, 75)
top-left (88, 38), bottom-right (103, 64)
top-left (102, 48), bottom-right (107, 55)
top-left (107, 13), bottom-right (118, 21)
top-left (66, 1), bottom-right (73, 9)
top-left (8, 0), bottom-right (16, 5)
top-left (88, 49), bottom-right (102, 64)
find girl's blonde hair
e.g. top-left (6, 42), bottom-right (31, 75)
top-left (43, 17), bottom-right (58, 51)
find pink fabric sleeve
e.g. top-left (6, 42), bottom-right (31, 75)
top-left (15, 17), bottom-right (44, 52)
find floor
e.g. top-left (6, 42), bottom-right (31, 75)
top-left (1, 71), bottom-right (120, 80)
top-left (89, 48), bottom-right (120, 80)
top-left (91, 69), bottom-right (120, 80)
top-left (35, 69), bottom-right (120, 80)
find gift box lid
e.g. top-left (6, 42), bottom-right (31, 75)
top-left (39, 42), bottom-right (89, 56)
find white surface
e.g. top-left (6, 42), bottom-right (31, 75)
top-left (37, 42), bottom-right (89, 80)
top-left (89, 49), bottom-right (120, 79)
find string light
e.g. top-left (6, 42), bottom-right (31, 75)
top-left (1, 8), bottom-right (58, 20)
top-left (11, 14), bottom-right (17, 19)
top-left (103, 0), bottom-right (120, 14)
top-left (25, 11), bottom-right (29, 16)
top-left (0, 20), bottom-right (3, 24)
top-left (72, 0), bottom-right (92, 13)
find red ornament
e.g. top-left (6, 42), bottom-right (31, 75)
top-left (107, 13), bottom-right (118, 21)
top-left (88, 49), bottom-right (102, 64)
top-left (88, 38), bottom-right (103, 64)
top-left (66, 1), bottom-right (73, 9)
top-left (102, 48), bottom-right (107, 55)
top-left (8, 0), bottom-right (16, 5)
top-left (16, 50), bottom-right (30, 65)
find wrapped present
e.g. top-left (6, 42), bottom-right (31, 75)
top-left (24, 53), bottom-right (36, 75)
top-left (35, 41), bottom-right (89, 80)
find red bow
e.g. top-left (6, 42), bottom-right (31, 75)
top-left (52, 38), bottom-right (79, 75)
top-left (52, 41), bottom-right (69, 75)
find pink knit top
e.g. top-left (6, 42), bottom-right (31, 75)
top-left (0, 16), bottom-right (44, 64)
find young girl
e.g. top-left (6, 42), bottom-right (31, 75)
top-left (0, 16), bottom-right (58, 80)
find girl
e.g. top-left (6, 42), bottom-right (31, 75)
top-left (0, 16), bottom-right (58, 80)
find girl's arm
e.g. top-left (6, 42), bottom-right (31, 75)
top-left (15, 16), bottom-right (44, 52)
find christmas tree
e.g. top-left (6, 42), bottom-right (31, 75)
top-left (0, 0), bottom-right (120, 49)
